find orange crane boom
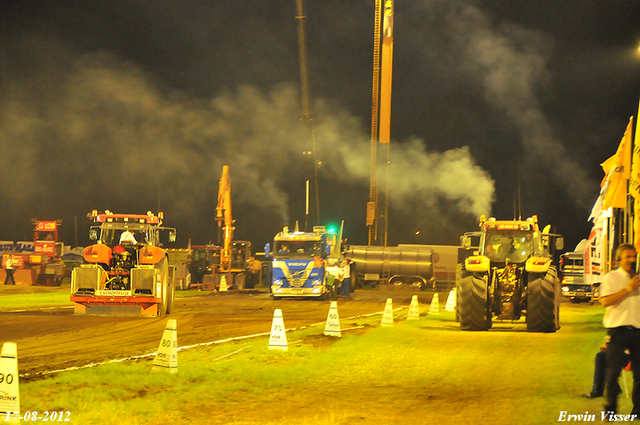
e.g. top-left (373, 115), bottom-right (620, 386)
top-left (215, 165), bottom-right (234, 272)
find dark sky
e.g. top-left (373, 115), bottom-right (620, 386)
top-left (0, 0), bottom-right (639, 253)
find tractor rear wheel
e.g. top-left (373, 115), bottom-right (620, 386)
top-left (458, 272), bottom-right (491, 331)
top-left (156, 258), bottom-right (169, 316)
top-left (526, 269), bottom-right (560, 333)
top-left (234, 273), bottom-right (246, 290)
top-left (166, 272), bottom-right (175, 314)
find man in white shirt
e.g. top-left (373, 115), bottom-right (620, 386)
top-left (600, 243), bottom-right (640, 418)
top-left (341, 260), bottom-right (351, 297)
top-left (119, 229), bottom-right (138, 245)
top-left (3, 255), bottom-right (16, 285)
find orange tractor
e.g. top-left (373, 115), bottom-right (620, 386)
top-left (70, 210), bottom-right (177, 316)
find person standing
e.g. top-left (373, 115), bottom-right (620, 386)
top-left (600, 243), bottom-right (640, 417)
top-left (4, 255), bottom-right (16, 285)
top-left (341, 260), bottom-right (351, 297)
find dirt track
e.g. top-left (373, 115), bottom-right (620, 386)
top-left (0, 285), bottom-right (429, 379)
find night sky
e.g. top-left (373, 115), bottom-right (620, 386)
top-left (1, 1), bottom-right (639, 253)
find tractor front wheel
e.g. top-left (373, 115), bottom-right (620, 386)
top-left (458, 272), bottom-right (491, 331)
top-left (526, 269), bottom-right (560, 333)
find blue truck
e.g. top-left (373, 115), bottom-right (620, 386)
top-left (267, 224), bottom-right (343, 299)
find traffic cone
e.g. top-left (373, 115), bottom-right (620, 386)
top-left (220, 275), bottom-right (228, 292)
top-left (324, 301), bottom-right (342, 337)
top-left (381, 298), bottom-right (394, 327)
top-left (444, 287), bottom-right (457, 312)
top-left (428, 293), bottom-right (440, 315)
top-left (0, 342), bottom-right (20, 423)
top-left (152, 319), bottom-right (178, 374)
top-left (269, 309), bottom-right (288, 350)
top-left (407, 295), bottom-right (420, 320)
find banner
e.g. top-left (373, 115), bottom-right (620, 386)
top-left (602, 117), bottom-right (633, 210)
top-left (584, 218), bottom-right (604, 284)
top-left (630, 101), bottom-right (640, 250)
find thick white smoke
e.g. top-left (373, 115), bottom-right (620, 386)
top-left (0, 34), bottom-right (494, 244)
top-left (447, 1), bottom-right (596, 209)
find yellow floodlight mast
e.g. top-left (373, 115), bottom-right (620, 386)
top-left (368, 0), bottom-right (394, 246)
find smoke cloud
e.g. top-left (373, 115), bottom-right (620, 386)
top-left (448, 1), bottom-right (597, 209)
top-left (0, 33), bottom-right (494, 245)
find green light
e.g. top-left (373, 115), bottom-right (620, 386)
top-left (327, 227), bottom-right (336, 234)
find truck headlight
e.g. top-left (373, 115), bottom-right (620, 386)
top-left (562, 286), bottom-right (569, 293)
top-left (313, 279), bottom-right (321, 286)
top-left (273, 279), bottom-right (282, 286)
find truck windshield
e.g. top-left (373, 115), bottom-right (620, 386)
top-left (273, 241), bottom-right (321, 258)
top-left (561, 255), bottom-right (584, 275)
top-left (483, 231), bottom-right (534, 263)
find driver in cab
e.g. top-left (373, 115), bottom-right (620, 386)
top-left (119, 229), bottom-right (138, 245)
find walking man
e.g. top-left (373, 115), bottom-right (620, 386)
top-left (600, 243), bottom-right (640, 418)
top-left (4, 255), bottom-right (16, 285)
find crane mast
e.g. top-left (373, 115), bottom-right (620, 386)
top-left (215, 165), bottom-right (234, 272)
top-left (368, 0), bottom-right (394, 245)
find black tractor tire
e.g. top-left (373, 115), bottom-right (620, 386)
top-left (166, 273), bottom-right (175, 314)
top-left (234, 273), bottom-right (246, 290)
top-left (458, 273), bottom-right (491, 331)
top-left (526, 269), bottom-right (560, 333)
top-left (455, 282), bottom-right (461, 322)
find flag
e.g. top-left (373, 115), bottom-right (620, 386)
top-left (602, 116), bottom-right (633, 210)
top-left (630, 102), bottom-right (640, 199)
top-left (632, 101), bottom-right (640, 249)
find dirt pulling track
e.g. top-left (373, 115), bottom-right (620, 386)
top-left (0, 286), bottom-right (425, 379)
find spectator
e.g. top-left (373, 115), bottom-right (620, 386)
top-left (341, 259), bottom-right (351, 297)
top-left (599, 243), bottom-right (640, 417)
top-left (583, 336), bottom-right (630, 398)
top-left (4, 255), bottom-right (16, 285)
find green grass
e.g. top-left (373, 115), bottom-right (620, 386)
top-left (0, 290), bottom-right (205, 310)
top-left (0, 292), bottom-right (73, 309)
top-left (11, 303), bottom-right (619, 425)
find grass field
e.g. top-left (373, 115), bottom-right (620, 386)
top-left (0, 290), bottom-right (204, 310)
top-left (4, 301), bottom-right (622, 425)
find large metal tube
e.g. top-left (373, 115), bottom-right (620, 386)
top-left (344, 245), bottom-right (433, 281)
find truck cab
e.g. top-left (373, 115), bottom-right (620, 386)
top-left (268, 226), bottom-right (336, 299)
top-left (559, 250), bottom-right (592, 303)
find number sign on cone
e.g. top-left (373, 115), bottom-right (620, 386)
top-left (407, 295), bottom-right (420, 320)
top-left (324, 301), bottom-right (342, 337)
top-left (152, 319), bottom-right (178, 373)
top-left (444, 288), bottom-right (457, 312)
top-left (0, 342), bottom-right (20, 423)
top-left (428, 293), bottom-right (441, 315)
top-left (381, 298), bottom-right (394, 327)
top-left (269, 309), bottom-right (288, 350)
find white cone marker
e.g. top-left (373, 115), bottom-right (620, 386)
top-left (444, 288), bottom-right (457, 312)
top-left (324, 301), bottom-right (342, 337)
top-left (220, 275), bottom-right (228, 292)
top-left (0, 342), bottom-right (20, 423)
top-left (269, 309), bottom-right (288, 350)
top-left (381, 298), bottom-right (394, 327)
top-left (407, 295), bottom-right (420, 320)
top-left (428, 293), bottom-right (440, 315)
top-left (152, 319), bottom-right (178, 373)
